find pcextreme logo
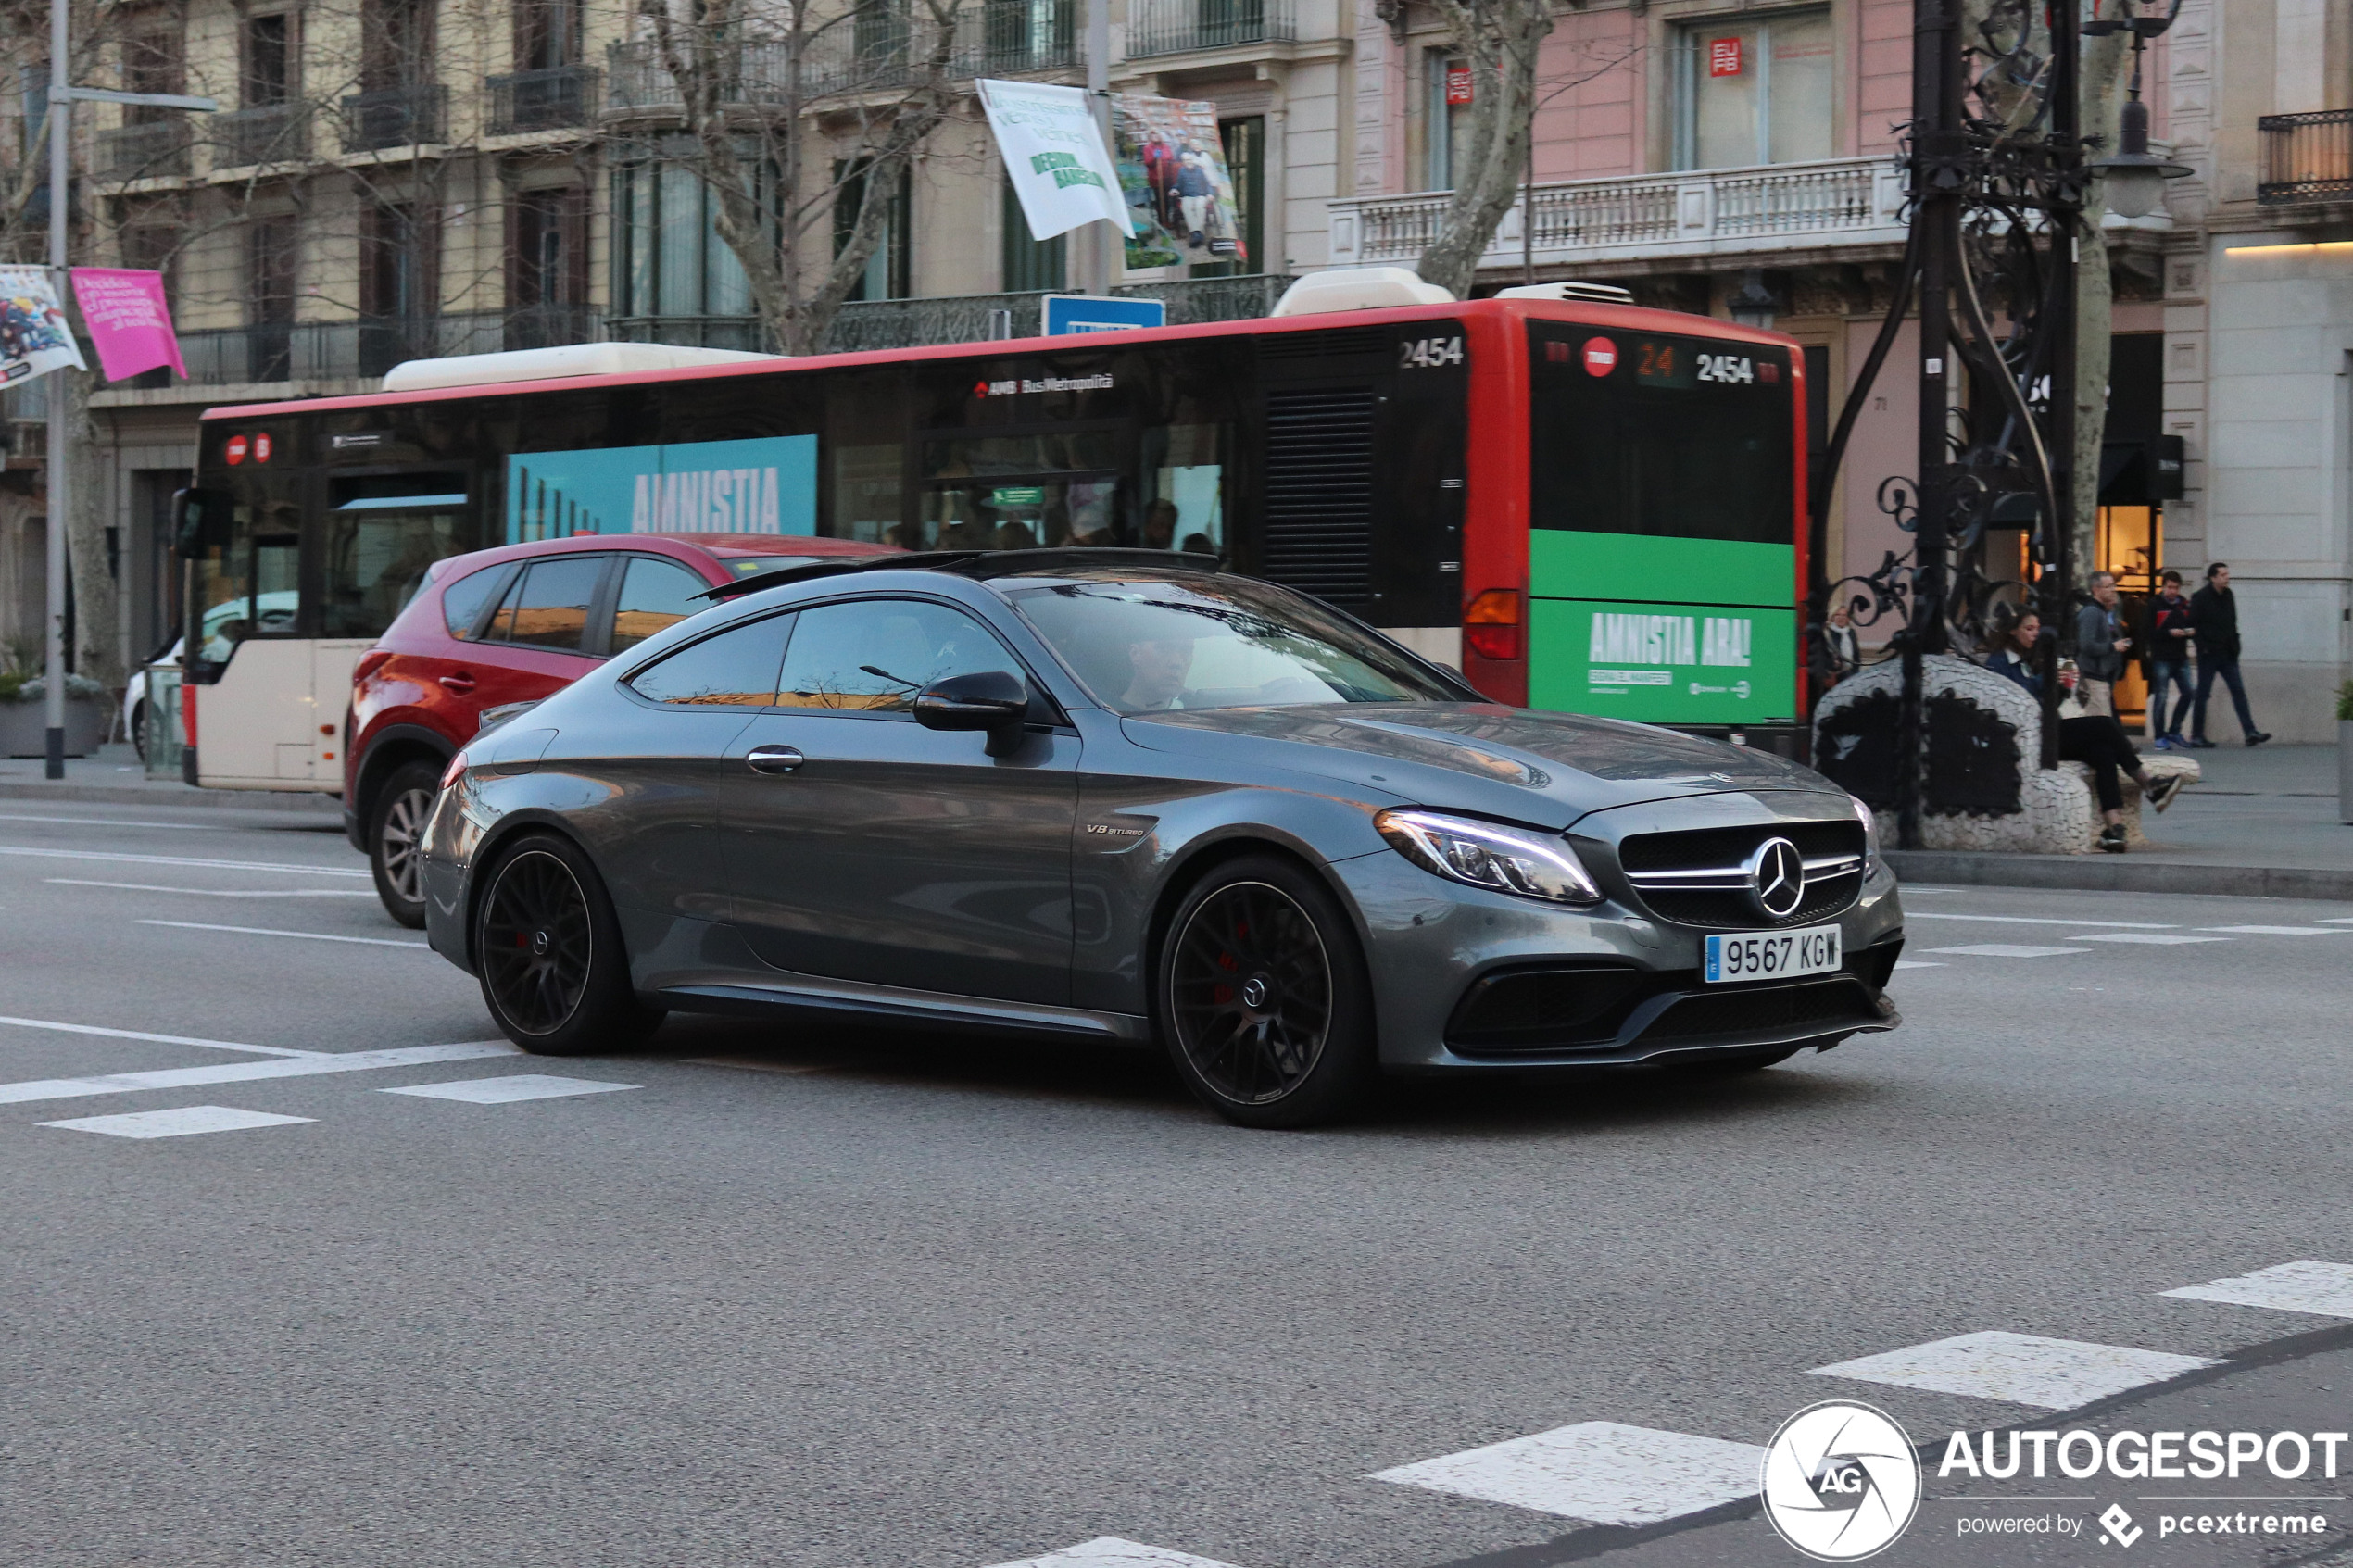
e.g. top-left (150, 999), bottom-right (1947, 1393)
top-left (1762, 1401), bottom-right (1923, 1561)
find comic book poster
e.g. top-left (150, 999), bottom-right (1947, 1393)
top-left (1111, 94), bottom-right (1245, 270)
top-left (0, 267), bottom-right (86, 387)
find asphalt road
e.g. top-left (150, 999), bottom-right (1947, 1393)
top-left (2, 800), bottom-right (2350, 1568)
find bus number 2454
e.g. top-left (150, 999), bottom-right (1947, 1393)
top-left (1696, 353), bottom-right (1755, 383)
top-left (1399, 336), bottom-right (1466, 369)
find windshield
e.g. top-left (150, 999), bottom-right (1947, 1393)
top-left (1009, 577), bottom-right (1459, 715)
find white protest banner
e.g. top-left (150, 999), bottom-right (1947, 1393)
top-left (0, 267), bottom-right (87, 387)
top-left (979, 78), bottom-right (1133, 243)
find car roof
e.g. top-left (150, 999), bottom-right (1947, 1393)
top-left (706, 547), bottom-right (1225, 602)
top-left (424, 532), bottom-right (900, 585)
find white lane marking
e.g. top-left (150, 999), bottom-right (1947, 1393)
top-left (2322, 918), bottom-right (2353, 926)
top-left (983, 1537), bottom-right (1243, 1568)
top-left (1905, 912), bottom-right (2177, 929)
top-left (0, 845), bottom-right (367, 877)
top-left (139, 920), bottom-right (429, 949)
top-left (0, 811), bottom-right (226, 830)
top-left (687, 1055), bottom-right (831, 1074)
top-left (2196, 925), bottom-right (2353, 936)
top-left (2072, 933), bottom-right (2233, 946)
top-left (1892, 960), bottom-right (1944, 970)
top-left (384, 1074), bottom-right (638, 1104)
top-left (51, 879), bottom-right (376, 898)
top-left (0, 1014), bottom-right (320, 1059)
top-left (2162, 1260), bottom-right (2353, 1319)
top-left (1812, 1332), bottom-right (2220, 1408)
top-left (0, 1041), bottom-right (518, 1107)
top-left (1921, 944), bottom-right (2091, 959)
top-left (1370, 1421), bottom-right (1767, 1526)
top-left (40, 1105), bottom-right (315, 1139)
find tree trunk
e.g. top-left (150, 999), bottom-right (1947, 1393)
top-left (59, 370), bottom-right (120, 690)
top-left (2070, 26), bottom-right (2133, 594)
top-left (1416, 0), bottom-right (1554, 298)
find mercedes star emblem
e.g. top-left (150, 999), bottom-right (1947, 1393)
top-left (1745, 836), bottom-right (1807, 920)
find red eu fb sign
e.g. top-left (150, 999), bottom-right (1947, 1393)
top-left (1445, 66), bottom-right (1474, 106)
top-left (1709, 36), bottom-right (1743, 76)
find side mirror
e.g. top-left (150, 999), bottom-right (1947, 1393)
top-left (913, 670), bottom-right (1030, 747)
top-left (171, 488), bottom-right (232, 558)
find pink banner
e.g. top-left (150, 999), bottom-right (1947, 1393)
top-left (69, 268), bottom-right (185, 383)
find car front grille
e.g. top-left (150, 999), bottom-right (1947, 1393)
top-left (1614, 819), bottom-right (1866, 930)
top-left (1639, 975), bottom-right (1882, 1045)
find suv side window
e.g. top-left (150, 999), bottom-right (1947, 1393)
top-left (611, 555), bottom-right (713, 654)
top-left (441, 562), bottom-right (513, 640)
top-left (482, 555), bottom-right (606, 654)
top-left (628, 613), bottom-right (794, 708)
top-left (775, 598), bottom-right (1023, 714)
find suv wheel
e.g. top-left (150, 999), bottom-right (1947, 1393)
top-left (473, 832), bottom-right (665, 1056)
top-left (1157, 855), bottom-right (1377, 1129)
top-left (368, 760), bottom-right (440, 928)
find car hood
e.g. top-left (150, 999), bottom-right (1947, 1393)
top-left (1118, 703), bottom-right (1839, 827)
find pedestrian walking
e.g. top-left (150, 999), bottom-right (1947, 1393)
top-left (2146, 568), bottom-right (2196, 748)
top-left (2185, 562), bottom-right (2271, 747)
top-left (1987, 608), bottom-right (2185, 852)
top-left (1807, 601), bottom-right (1860, 708)
top-left (2072, 571), bottom-right (2130, 719)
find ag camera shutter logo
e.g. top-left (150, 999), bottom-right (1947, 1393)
top-left (1762, 1401), bottom-right (1922, 1561)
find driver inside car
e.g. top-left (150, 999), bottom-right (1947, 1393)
top-left (1119, 633), bottom-right (1196, 711)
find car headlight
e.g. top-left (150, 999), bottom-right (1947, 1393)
top-left (1375, 809), bottom-right (1602, 905)
top-left (1854, 797), bottom-right (1881, 872)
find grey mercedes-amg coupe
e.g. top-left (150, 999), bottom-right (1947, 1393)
top-left (420, 550), bottom-right (1901, 1127)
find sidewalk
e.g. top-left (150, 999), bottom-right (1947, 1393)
top-left (0, 744), bottom-right (344, 819)
top-left (1884, 743), bottom-right (2353, 899)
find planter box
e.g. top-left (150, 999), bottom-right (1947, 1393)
top-left (0, 696), bottom-right (108, 758)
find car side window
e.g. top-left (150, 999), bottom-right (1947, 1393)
top-left (482, 555), bottom-right (606, 654)
top-left (441, 563), bottom-right (511, 640)
top-left (611, 556), bottom-right (712, 654)
top-left (775, 598), bottom-right (1023, 714)
top-left (627, 613), bottom-right (793, 708)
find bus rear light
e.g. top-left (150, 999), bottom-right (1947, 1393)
top-left (439, 750), bottom-right (470, 790)
top-left (1463, 589), bottom-right (1524, 662)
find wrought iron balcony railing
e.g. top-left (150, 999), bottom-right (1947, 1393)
top-left (610, 6), bottom-right (1076, 113)
top-left (489, 65), bottom-right (601, 133)
top-left (1126, 0), bottom-right (1294, 58)
top-left (161, 311), bottom-right (605, 387)
top-left (342, 82), bottom-right (450, 152)
top-left (212, 103), bottom-right (308, 169)
top-left (1328, 156), bottom-right (1908, 270)
top-left (96, 119), bottom-right (193, 181)
top-left (2258, 108), bottom-right (2353, 205)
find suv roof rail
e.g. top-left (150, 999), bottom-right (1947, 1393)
top-left (698, 547), bottom-right (1224, 601)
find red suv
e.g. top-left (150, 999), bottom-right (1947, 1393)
top-left (347, 533), bottom-right (893, 925)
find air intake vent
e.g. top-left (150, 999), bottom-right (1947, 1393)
top-left (1256, 327), bottom-right (1384, 361)
top-left (1261, 386), bottom-right (1376, 607)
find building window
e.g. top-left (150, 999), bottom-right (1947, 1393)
top-left (1000, 175), bottom-right (1063, 292)
top-left (122, 21), bottom-right (185, 119)
top-left (836, 160), bottom-right (911, 302)
top-left (514, 0), bottom-right (584, 69)
top-left (245, 216), bottom-right (296, 382)
top-left (612, 150), bottom-right (761, 323)
top-left (1674, 10), bottom-right (1832, 170)
top-left (363, 0), bottom-right (435, 90)
top-left (360, 202), bottom-right (440, 374)
top-left (1427, 52), bottom-right (1472, 189)
top-left (509, 186), bottom-right (588, 347)
top-left (1192, 116), bottom-right (1263, 277)
top-left (244, 13), bottom-right (291, 106)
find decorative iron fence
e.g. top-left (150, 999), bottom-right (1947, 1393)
top-left (211, 103), bottom-right (308, 169)
top-left (1126, 0), bottom-right (1293, 58)
top-left (488, 65), bottom-right (600, 134)
top-left (2259, 108), bottom-right (2353, 205)
top-left (95, 119), bottom-right (192, 181)
top-left (341, 83), bottom-right (449, 152)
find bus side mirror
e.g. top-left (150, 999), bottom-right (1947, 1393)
top-left (171, 488), bottom-right (231, 558)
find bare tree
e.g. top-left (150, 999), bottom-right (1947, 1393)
top-left (639, 0), bottom-right (967, 354)
top-left (1413, 0), bottom-right (1556, 298)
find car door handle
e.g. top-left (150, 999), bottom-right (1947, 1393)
top-left (438, 673), bottom-right (476, 693)
top-left (746, 745), bottom-right (804, 775)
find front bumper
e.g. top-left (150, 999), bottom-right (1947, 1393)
top-left (1329, 847), bottom-right (1904, 1072)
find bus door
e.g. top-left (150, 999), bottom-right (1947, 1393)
top-left (1247, 320), bottom-right (1466, 668)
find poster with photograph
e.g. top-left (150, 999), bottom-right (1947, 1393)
top-left (1112, 94), bottom-right (1245, 270)
top-left (0, 266), bottom-right (86, 387)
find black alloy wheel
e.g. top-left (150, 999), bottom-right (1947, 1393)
top-left (472, 833), bottom-right (664, 1055)
top-left (368, 759), bottom-right (440, 928)
top-left (1159, 855), bottom-right (1376, 1128)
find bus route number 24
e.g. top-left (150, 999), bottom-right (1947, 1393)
top-left (1696, 353), bottom-right (1755, 384)
top-left (1399, 335), bottom-right (1466, 370)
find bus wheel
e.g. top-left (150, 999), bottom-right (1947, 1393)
top-left (1157, 855), bottom-right (1376, 1129)
top-left (368, 760), bottom-right (440, 929)
top-left (473, 833), bottom-right (664, 1056)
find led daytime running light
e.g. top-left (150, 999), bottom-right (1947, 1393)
top-left (1375, 809), bottom-right (1602, 905)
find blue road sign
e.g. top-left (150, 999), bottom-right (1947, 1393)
top-left (1042, 295), bottom-right (1166, 335)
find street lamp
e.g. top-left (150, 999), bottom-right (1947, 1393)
top-left (2086, 0), bottom-right (2191, 221)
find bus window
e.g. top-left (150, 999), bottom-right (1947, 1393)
top-left (833, 443), bottom-right (903, 546)
top-left (610, 555), bottom-right (713, 654)
top-left (322, 496), bottom-right (469, 639)
top-left (1141, 421), bottom-right (1226, 555)
top-left (918, 429), bottom-right (1121, 551)
top-left (481, 554), bottom-right (608, 654)
top-left (192, 507), bottom-right (301, 670)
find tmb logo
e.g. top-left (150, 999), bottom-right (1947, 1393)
top-left (1762, 1401), bottom-right (1922, 1562)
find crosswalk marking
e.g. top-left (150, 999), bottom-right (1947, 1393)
top-left (39, 1105), bottom-right (314, 1139)
top-left (982, 1538), bottom-right (1240, 1568)
top-left (1893, 960), bottom-right (1944, 970)
top-left (2072, 933), bottom-right (2230, 945)
top-left (383, 1074), bottom-right (638, 1104)
top-left (0, 811), bottom-right (226, 830)
top-left (2196, 925), bottom-right (2353, 936)
top-left (0, 1014), bottom-right (319, 1059)
top-left (1921, 944), bottom-right (2090, 959)
top-left (1812, 1331), bottom-right (2220, 1408)
top-left (138, 920), bottom-right (430, 949)
top-left (0, 844), bottom-right (369, 877)
top-left (0, 1042), bottom-right (517, 1108)
top-left (1370, 1421), bottom-right (1766, 1526)
top-left (2162, 1260), bottom-right (2353, 1319)
top-left (1906, 912), bottom-right (2177, 929)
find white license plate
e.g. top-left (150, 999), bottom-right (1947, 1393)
top-left (1704, 924), bottom-right (1843, 985)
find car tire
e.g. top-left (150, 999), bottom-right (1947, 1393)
top-left (1156, 854), bottom-right (1378, 1129)
top-left (128, 700), bottom-right (147, 762)
top-left (368, 760), bottom-right (442, 929)
top-left (472, 831), bottom-right (665, 1056)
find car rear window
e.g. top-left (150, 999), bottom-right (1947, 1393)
top-left (441, 563), bottom-right (511, 640)
top-left (612, 556), bottom-right (713, 654)
top-left (482, 556), bottom-right (605, 653)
